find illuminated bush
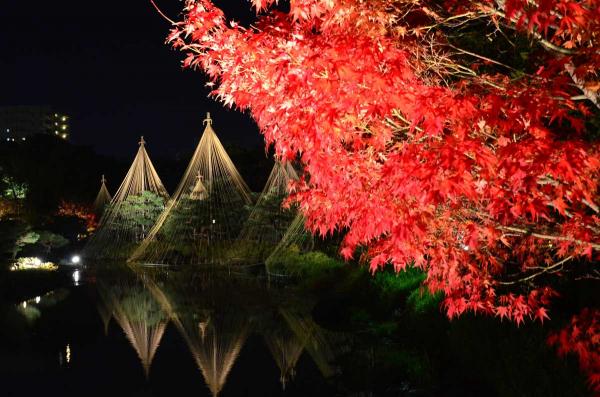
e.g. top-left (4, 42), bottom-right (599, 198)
top-left (10, 257), bottom-right (58, 271)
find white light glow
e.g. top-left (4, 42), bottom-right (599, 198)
top-left (71, 255), bottom-right (81, 264)
top-left (35, 296), bottom-right (41, 304)
top-left (66, 344), bottom-right (71, 363)
top-left (33, 257), bottom-right (42, 266)
top-left (22, 301), bottom-right (27, 308)
top-left (72, 270), bottom-right (80, 285)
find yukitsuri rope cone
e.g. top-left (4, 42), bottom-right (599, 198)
top-left (265, 213), bottom-right (315, 277)
top-left (85, 137), bottom-right (169, 260)
top-left (93, 175), bottom-right (112, 217)
top-left (129, 113), bottom-right (252, 266)
top-left (228, 161), bottom-right (298, 267)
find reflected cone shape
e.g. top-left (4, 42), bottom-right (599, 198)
top-left (280, 308), bottom-right (336, 378)
top-left (185, 318), bottom-right (248, 396)
top-left (113, 310), bottom-right (168, 378)
top-left (96, 295), bottom-right (113, 336)
top-left (130, 113), bottom-right (252, 265)
top-left (263, 312), bottom-right (306, 389)
top-left (85, 138), bottom-right (169, 260)
top-left (99, 279), bottom-right (169, 378)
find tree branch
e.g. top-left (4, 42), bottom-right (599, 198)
top-left (497, 255), bottom-right (574, 285)
top-left (498, 225), bottom-right (600, 250)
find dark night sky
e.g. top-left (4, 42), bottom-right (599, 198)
top-left (0, 1), bottom-right (263, 158)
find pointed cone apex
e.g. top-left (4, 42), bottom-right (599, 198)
top-left (190, 172), bottom-right (208, 201)
top-left (139, 136), bottom-right (146, 146)
top-left (203, 112), bottom-right (212, 126)
top-left (94, 174), bottom-right (112, 216)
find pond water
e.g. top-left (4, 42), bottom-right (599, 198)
top-left (0, 264), bottom-right (592, 397)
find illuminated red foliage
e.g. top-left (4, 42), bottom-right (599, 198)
top-left (57, 200), bottom-right (98, 232)
top-left (166, 0), bottom-right (600, 326)
top-left (549, 309), bottom-right (600, 392)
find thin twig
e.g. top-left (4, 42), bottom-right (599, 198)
top-left (497, 255), bottom-right (573, 285)
top-left (150, 0), bottom-right (176, 25)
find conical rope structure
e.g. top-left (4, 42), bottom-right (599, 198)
top-left (93, 174), bottom-right (112, 217)
top-left (129, 113), bottom-right (252, 266)
top-left (97, 275), bottom-right (169, 379)
top-left (265, 213), bottom-right (315, 277)
top-left (228, 161), bottom-right (298, 266)
top-left (85, 137), bottom-right (169, 260)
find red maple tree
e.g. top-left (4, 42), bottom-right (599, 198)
top-left (164, 0), bottom-right (599, 324)
top-left (57, 200), bottom-right (98, 233)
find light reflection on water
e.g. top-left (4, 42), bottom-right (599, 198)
top-left (94, 265), bottom-right (344, 395)
top-left (2, 264), bottom-right (588, 397)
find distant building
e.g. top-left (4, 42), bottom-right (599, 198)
top-left (0, 106), bottom-right (70, 142)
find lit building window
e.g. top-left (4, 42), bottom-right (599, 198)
top-left (61, 125), bottom-right (67, 130)
top-left (55, 130), bottom-right (59, 135)
top-left (61, 133), bottom-right (67, 139)
top-left (61, 116), bottom-right (67, 121)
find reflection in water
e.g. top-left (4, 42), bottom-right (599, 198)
top-left (94, 265), bottom-right (346, 395)
top-left (143, 270), bottom-right (251, 396)
top-left (97, 271), bottom-right (169, 377)
top-left (16, 289), bottom-right (70, 323)
top-left (263, 310), bottom-right (305, 388)
top-left (184, 313), bottom-right (249, 396)
top-left (95, 290), bottom-right (113, 336)
top-left (280, 308), bottom-right (338, 379)
top-left (0, 263), bottom-right (589, 396)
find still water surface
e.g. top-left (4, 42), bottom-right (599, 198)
top-left (0, 264), bottom-right (591, 397)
